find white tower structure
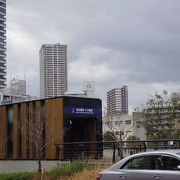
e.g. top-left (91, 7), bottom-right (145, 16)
top-left (83, 81), bottom-right (95, 98)
top-left (39, 43), bottom-right (68, 98)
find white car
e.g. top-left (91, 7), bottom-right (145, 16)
top-left (97, 149), bottom-right (180, 180)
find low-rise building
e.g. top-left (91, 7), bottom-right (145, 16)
top-left (0, 96), bottom-right (102, 160)
top-left (103, 114), bottom-right (133, 141)
top-left (103, 112), bottom-right (147, 140)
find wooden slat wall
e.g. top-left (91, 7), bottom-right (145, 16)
top-left (0, 97), bottom-right (64, 160)
top-left (28, 102), bottom-right (35, 159)
top-left (45, 98), bottom-right (64, 159)
top-left (35, 101), bottom-right (41, 159)
top-left (0, 106), bottom-right (7, 159)
top-left (13, 104), bottom-right (19, 159)
top-left (21, 103), bottom-right (27, 159)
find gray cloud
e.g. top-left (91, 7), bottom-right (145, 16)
top-left (6, 0), bottom-right (180, 109)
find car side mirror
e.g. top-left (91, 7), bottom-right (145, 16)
top-left (177, 165), bottom-right (180, 170)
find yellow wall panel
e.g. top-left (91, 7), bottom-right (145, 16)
top-left (45, 98), bottom-right (64, 159)
top-left (55, 98), bottom-right (64, 159)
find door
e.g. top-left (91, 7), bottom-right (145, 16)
top-left (71, 118), bottom-right (97, 158)
top-left (119, 155), bottom-right (154, 180)
top-left (118, 155), bottom-right (180, 180)
top-left (153, 155), bottom-right (180, 180)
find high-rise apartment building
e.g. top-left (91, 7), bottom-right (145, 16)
top-left (107, 86), bottom-right (128, 116)
top-left (40, 43), bottom-right (68, 98)
top-left (0, 0), bottom-right (6, 89)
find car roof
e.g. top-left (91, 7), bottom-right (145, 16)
top-left (133, 149), bottom-right (180, 156)
top-left (125, 149), bottom-right (180, 159)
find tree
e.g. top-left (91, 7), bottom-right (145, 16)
top-left (103, 107), bottom-right (132, 159)
top-left (126, 135), bottom-right (140, 149)
top-left (126, 135), bottom-right (140, 141)
top-left (16, 101), bottom-right (66, 172)
top-left (104, 131), bottom-right (117, 141)
top-left (143, 90), bottom-right (180, 140)
top-left (173, 129), bottom-right (180, 139)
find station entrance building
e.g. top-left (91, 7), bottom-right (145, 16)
top-left (0, 97), bottom-right (102, 160)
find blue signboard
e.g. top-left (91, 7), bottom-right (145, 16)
top-left (64, 107), bottom-right (101, 116)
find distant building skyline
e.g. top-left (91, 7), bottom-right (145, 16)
top-left (0, 0), bottom-right (6, 89)
top-left (107, 86), bottom-right (128, 116)
top-left (171, 91), bottom-right (180, 106)
top-left (0, 78), bottom-right (29, 105)
top-left (10, 78), bottom-right (26, 95)
top-left (39, 43), bottom-right (68, 98)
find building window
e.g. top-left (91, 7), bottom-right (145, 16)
top-left (115, 131), bottom-right (124, 136)
top-left (0, 2), bottom-right (6, 7)
top-left (105, 121), bottom-right (113, 126)
top-left (125, 120), bottom-right (131, 124)
top-left (0, 13), bottom-right (5, 19)
top-left (0, 7), bottom-right (6, 14)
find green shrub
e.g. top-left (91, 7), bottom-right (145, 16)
top-left (126, 135), bottom-right (140, 148)
top-left (0, 172), bottom-right (34, 180)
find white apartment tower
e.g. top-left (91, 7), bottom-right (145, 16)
top-left (107, 86), bottom-right (128, 116)
top-left (40, 44), bottom-right (68, 98)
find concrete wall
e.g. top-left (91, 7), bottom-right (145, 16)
top-left (0, 160), bottom-right (63, 173)
top-left (103, 114), bottom-right (133, 140)
top-left (132, 112), bottom-right (147, 140)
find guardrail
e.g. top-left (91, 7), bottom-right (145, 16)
top-left (56, 139), bottom-right (180, 163)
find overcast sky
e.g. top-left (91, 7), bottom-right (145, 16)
top-left (6, 0), bottom-right (180, 110)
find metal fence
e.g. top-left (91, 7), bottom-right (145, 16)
top-left (56, 139), bottom-right (180, 163)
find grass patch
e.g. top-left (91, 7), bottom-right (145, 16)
top-left (60, 163), bottom-right (111, 180)
top-left (47, 161), bottom-right (84, 179)
top-left (0, 172), bottom-right (34, 180)
top-left (0, 162), bottom-right (111, 180)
